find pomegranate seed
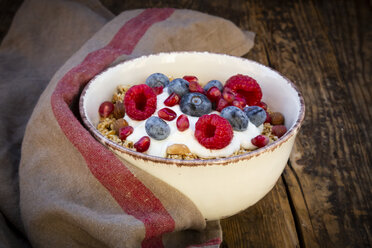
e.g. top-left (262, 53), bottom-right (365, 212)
top-left (158, 108), bottom-right (177, 121)
top-left (189, 81), bottom-right (205, 94)
top-left (222, 88), bottom-right (235, 103)
top-left (257, 101), bottom-right (267, 110)
top-left (99, 101), bottom-right (114, 117)
top-left (134, 136), bottom-right (151, 152)
top-left (152, 86), bottom-right (163, 95)
top-left (216, 98), bottom-right (229, 112)
top-left (183, 75), bottom-right (198, 83)
top-left (272, 125), bottom-right (287, 138)
top-left (206, 86), bottom-right (221, 102)
top-left (264, 111), bottom-right (271, 123)
top-left (118, 126), bottom-right (134, 140)
top-left (251, 135), bottom-right (269, 148)
top-left (232, 95), bottom-right (246, 109)
top-left (176, 114), bottom-right (190, 131)
top-left (164, 93), bottom-right (180, 107)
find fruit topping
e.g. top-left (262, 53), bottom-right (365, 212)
top-left (203, 80), bottom-right (223, 92)
top-left (206, 86), bottom-right (222, 103)
top-left (118, 126), bottom-right (134, 140)
top-left (232, 95), bottom-right (247, 110)
top-left (152, 86), bottom-right (163, 95)
top-left (167, 78), bottom-right (190, 97)
top-left (134, 136), bottom-right (151, 152)
top-left (164, 92), bottom-right (180, 107)
top-left (225, 74), bottom-right (262, 106)
top-left (166, 144), bottom-right (191, 155)
top-left (243, 106), bottom-right (267, 127)
top-left (183, 75), bottom-right (198, 83)
top-left (124, 84), bottom-right (157, 121)
top-left (189, 81), bottom-right (205, 94)
top-left (112, 119), bottom-right (128, 134)
top-left (176, 114), bottom-right (190, 131)
top-left (180, 92), bottom-right (212, 117)
top-left (195, 114), bottom-right (233, 149)
top-left (146, 73), bottom-right (170, 88)
top-left (256, 101), bottom-right (267, 110)
top-left (222, 88), bottom-right (236, 104)
top-left (216, 97), bottom-right (229, 112)
top-left (145, 116), bottom-right (170, 140)
top-left (264, 111), bottom-right (271, 123)
top-left (272, 125), bottom-right (287, 138)
top-left (251, 135), bottom-right (269, 148)
top-left (270, 112), bottom-right (285, 125)
top-left (158, 108), bottom-right (177, 121)
top-left (113, 102), bottom-right (125, 119)
top-left (99, 101), bottom-right (114, 118)
top-left (220, 106), bottom-right (249, 131)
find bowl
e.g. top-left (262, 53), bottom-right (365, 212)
top-left (79, 52), bottom-right (305, 221)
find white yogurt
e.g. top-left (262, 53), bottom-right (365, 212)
top-left (124, 90), bottom-right (262, 158)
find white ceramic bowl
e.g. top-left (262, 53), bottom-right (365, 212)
top-left (80, 52), bottom-right (305, 221)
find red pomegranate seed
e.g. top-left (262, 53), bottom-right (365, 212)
top-left (189, 81), bottom-right (205, 94)
top-left (158, 108), bottom-right (177, 121)
top-left (206, 86), bottom-right (221, 102)
top-left (264, 111), bottom-right (271, 123)
top-left (256, 101), bottom-right (267, 110)
top-left (183, 75), bottom-right (198, 83)
top-left (232, 95), bottom-right (247, 109)
top-left (164, 92), bottom-right (180, 107)
top-left (134, 136), bottom-right (150, 152)
top-left (272, 125), bottom-right (287, 138)
top-left (216, 98), bottom-right (229, 112)
top-left (152, 86), bottom-right (163, 95)
top-left (222, 88), bottom-right (235, 103)
top-left (99, 101), bottom-right (114, 117)
top-left (176, 114), bottom-right (190, 131)
top-left (118, 126), bottom-right (134, 140)
top-left (251, 135), bottom-right (269, 148)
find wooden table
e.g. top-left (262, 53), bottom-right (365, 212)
top-left (1, 0), bottom-right (371, 247)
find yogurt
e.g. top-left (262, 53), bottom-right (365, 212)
top-left (124, 90), bottom-right (262, 158)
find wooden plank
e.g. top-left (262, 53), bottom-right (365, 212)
top-left (248, 0), bottom-right (372, 247)
top-left (220, 178), bottom-right (299, 248)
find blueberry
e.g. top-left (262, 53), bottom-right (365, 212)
top-left (220, 106), bottom-right (249, 131)
top-left (243, 106), bottom-right (266, 127)
top-left (145, 116), bottom-right (170, 140)
top-left (180, 93), bottom-right (212, 117)
top-left (167, 78), bottom-right (189, 97)
top-left (203, 80), bottom-right (223, 92)
top-left (145, 73), bottom-right (170, 88)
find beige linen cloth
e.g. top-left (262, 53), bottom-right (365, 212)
top-left (0, 0), bottom-right (254, 247)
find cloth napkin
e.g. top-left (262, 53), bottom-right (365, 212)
top-left (0, 0), bottom-right (254, 247)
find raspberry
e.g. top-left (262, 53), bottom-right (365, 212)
top-left (225, 74), bottom-right (262, 106)
top-left (124, 84), bottom-right (157, 120)
top-left (194, 114), bottom-right (233, 149)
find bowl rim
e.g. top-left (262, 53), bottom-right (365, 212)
top-left (79, 51), bottom-right (305, 166)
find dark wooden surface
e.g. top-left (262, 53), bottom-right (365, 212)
top-left (1, 0), bottom-right (371, 247)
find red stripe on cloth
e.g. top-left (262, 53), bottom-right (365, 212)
top-left (51, 9), bottom-right (175, 248)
